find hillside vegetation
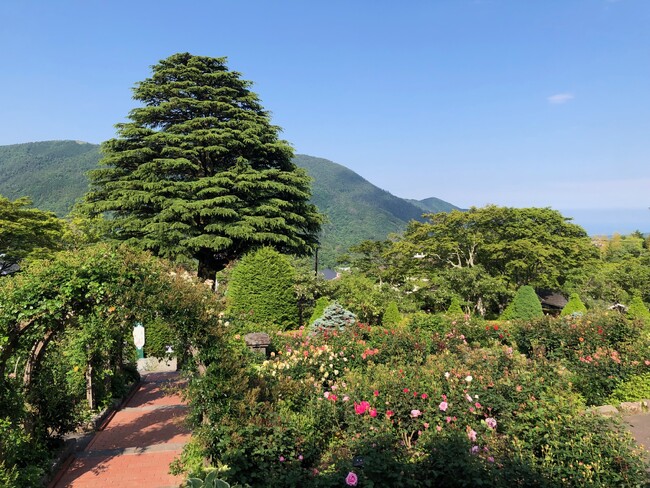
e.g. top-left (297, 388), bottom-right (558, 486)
top-left (0, 141), bottom-right (459, 266)
top-left (0, 141), bottom-right (100, 215)
top-left (294, 155), bottom-right (460, 265)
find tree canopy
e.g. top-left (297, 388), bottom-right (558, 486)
top-left (84, 53), bottom-right (322, 280)
top-left (0, 195), bottom-right (65, 274)
top-left (342, 206), bottom-right (598, 317)
top-left (395, 206), bottom-right (596, 290)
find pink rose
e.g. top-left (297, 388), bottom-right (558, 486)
top-left (486, 417), bottom-right (497, 429)
top-left (369, 408), bottom-right (377, 417)
top-left (421, 393), bottom-right (428, 399)
top-left (439, 401), bottom-right (448, 412)
top-left (410, 409), bottom-right (422, 418)
top-left (354, 401), bottom-right (370, 415)
top-left (345, 471), bottom-right (358, 486)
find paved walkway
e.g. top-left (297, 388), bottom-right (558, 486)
top-left (50, 371), bottom-right (190, 488)
top-left (624, 413), bottom-right (650, 474)
top-left (625, 413), bottom-right (650, 453)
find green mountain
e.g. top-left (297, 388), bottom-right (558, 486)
top-left (293, 155), bottom-right (460, 265)
top-left (0, 140), bottom-right (100, 216)
top-left (407, 197), bottom-right (460, 214)
top-left (0, 141), bottom-right (459, 266)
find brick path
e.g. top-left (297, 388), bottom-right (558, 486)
top-left (51, 372), bottom-right (190, 488)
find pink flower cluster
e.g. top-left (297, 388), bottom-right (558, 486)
top-left (361, 348), bottom-right (379, 360)
top-left (323, 391), bottom-right (338, 402)
top-left (354, 400), bottom-right (377, 417)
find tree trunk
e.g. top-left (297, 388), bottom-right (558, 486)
top-left (22, 331), bottom-right (55, 437)
top-left (86, 361), bottom-right (95, 410)
top-left (22, 331), bottom-right (55, 388)
top-left (197, 250), bottom-right (229, 290)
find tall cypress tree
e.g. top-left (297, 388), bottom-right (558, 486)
top-left (85, 53), bottom-right (321, 280)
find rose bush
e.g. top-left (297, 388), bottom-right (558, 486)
top-left (184, 316), bottom-right (649, 487)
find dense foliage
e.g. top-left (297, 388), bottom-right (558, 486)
top-left (0, 195), bottom-right (66, 274)
top-left (341, 206), bottom-right (601, 318)
top-left (294, 155), bottom-right (459, 267)
top-left (311, 302), bottom-right (357, 333)
top-left (309, 297), bottom-right (332, 325)
top-left (608, 372), bottom-right (650, 404)
top-left (626, 295), bottom-right (650, 325)
top-left (566, 232), bottom-right (650, 306)
top-left (560, 292), bottom-right (588, 316)
top-left (382, 301), bottom-right (401, 327)
top-left (84, 53), bottom-right (322, 281)
top-left (0, 244), bottom-right (224, 485)
top-left (0, 141), bottom-right (100, 216)
top-left (446, 296), bottom-right (464, 316)
top-left (181, 313), bottom-right (649, 487)
top-left (501, 286), bottom-right (544, 321)
top-left (0, 141), bottom-right (461, 272)
top-left (228, 247), bottom-right (299, 329)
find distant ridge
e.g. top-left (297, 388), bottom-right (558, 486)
top-left (0, 141), bottom-right (460, 266)
top-left (407, 196), bottom-right (462, 214)
top-left (0, 140), bottom-right (101, 215)
top-left (293, 155), bottom-right (460, 264)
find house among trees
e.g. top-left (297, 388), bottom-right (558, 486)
top-left (0, 262), bottom-right (20, 276)
top-left (537, 290), bottom-right (568, 315)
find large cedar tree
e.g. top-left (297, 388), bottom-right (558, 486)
top-left (86, 53), bottom-right (321, 280)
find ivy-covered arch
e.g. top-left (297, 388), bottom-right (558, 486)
top-left (0, 243), bottom-right (223, 452)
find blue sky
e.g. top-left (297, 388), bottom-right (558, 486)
top-left (1, 0), bottom-right (649, 231)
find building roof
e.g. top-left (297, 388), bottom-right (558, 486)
top-left (537, 290), bottom-right (568, 309)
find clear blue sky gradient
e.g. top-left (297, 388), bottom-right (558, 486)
top-left (1, 1), bottom-right (649, 231)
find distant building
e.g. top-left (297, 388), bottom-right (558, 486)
top-left (321, 268), bottom-right (339, 280)
top-left (537, 290), bottom-right (568, 315)
top-left (608, 303), bottom-right (628, 313)
top-left (0, 262), bottom-right (20, 276)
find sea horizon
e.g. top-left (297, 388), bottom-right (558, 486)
top-left (560, 208), bottom-right (650, 236)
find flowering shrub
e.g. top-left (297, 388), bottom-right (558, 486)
top-left (185, 310), bottom-right (649, 487)
top-left (514, 312), bottom-right (649, 404)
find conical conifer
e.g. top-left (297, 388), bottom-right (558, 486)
top-left (85, 53), bottom-right (322, 281)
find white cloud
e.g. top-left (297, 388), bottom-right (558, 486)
top-left (547, 93), bottom-right (575, 105)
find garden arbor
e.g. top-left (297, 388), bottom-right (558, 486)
top-left (85, 53), bottom-right (322, 282)
top-left (0, 244), bottom-right (221, 439)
